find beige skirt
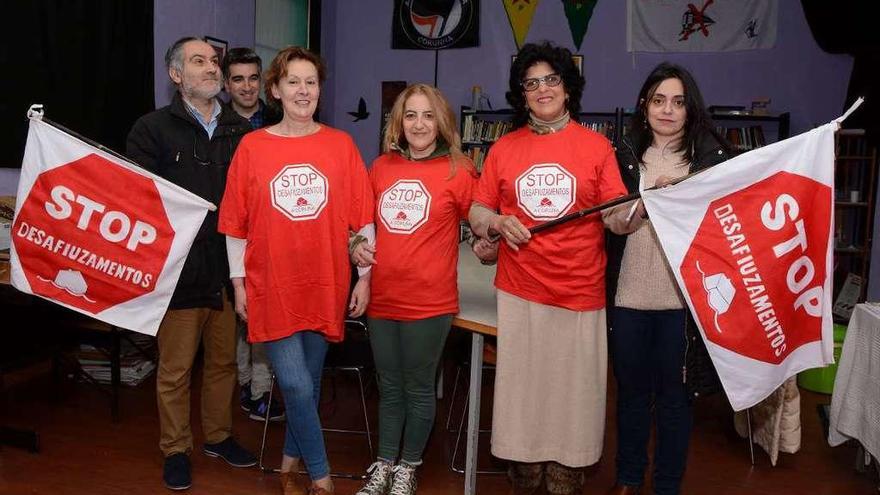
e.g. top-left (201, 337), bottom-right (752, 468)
top-left (490, 289), bottom-right (607, 467)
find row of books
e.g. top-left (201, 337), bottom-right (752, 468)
top-left (578, 121), bottom-right (615, 140)
top-left (716, 125), bottom-right (767, 151)
top-left (73, 332), bottom-right (156, 387)
top-left (462, 120), bottom-right (614, 173)
top-left (465, 146), bottom-right (487, 173)
top-left (462, 116), bottom-right (512, 144)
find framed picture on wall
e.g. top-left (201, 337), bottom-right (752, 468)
top-left (511, 54), bottom-right (584, 76)
top-left (204, 36), bottom-right (228, 62)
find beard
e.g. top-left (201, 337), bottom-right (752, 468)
top-left (182, 77), bottom-right (221, 100)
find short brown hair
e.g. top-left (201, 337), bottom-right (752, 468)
top-left (264, 46), bottom-right (326, 107)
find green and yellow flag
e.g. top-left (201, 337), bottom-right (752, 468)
top-left (503, 0), bottom-right (540, 49)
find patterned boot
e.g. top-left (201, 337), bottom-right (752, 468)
top-left (355, 460), bottom-right (394, 495)
top-left (389, 461), bottom-right (418, 495)
top-left (544, 462), bottom-right (585, 495)
top-left (507, 462), bottom-right (545, 495)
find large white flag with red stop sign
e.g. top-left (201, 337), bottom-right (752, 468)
top-left (10, 114), bottom-right (214, 336)
top-left (641, 121), bottom-right (837, 411)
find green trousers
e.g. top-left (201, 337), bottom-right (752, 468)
top-left (368, 314), bottom-right (452, 464)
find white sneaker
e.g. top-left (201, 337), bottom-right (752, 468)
top-left (355, 461), bottom-right (394, 495)
top-left (389, 462), bottom-right (417, 495)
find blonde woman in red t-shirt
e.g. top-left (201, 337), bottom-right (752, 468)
top-left (350, 84), bottom-right (477, 495)
top-left (468, 42), bottom-right (628, 495)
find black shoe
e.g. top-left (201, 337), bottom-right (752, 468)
top-left (203, 437), bottom-right (257, 468)
top-left (248, 392), bottom-right (286, 422)
top-left (163, 453), bottom-right (192, 491)
top-left (240, 382), bottom-right (252, 413)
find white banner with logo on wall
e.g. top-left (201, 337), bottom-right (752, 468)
top-left (627, 0), bottom-right (778, 52)
top-left (641, 119), bottom-right (840, 411)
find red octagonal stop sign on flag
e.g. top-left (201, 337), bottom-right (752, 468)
top-left (12, 154), bottom-right (174, 314)
top-left (679, 171), bottom-right (831, 365)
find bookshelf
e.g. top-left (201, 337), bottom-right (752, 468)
top-left (711, 112), bottom-right (790, 151)
top-left (460, 107), bottom-right (790, 173)
top-left (460, 107), bottom-right (618, 173)
top-left (617, 110), bottom-right (790, 152)
top-left (832, 129), bottom-right (877, 319)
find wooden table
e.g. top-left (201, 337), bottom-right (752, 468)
top-left (0, 256), bottom-right (126, 422)
top-left (453, 243), bottom-right (497, 495)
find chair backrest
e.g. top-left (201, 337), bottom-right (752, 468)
top-left (324, 319), bottom-right (373, 369)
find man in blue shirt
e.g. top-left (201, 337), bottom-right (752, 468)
top-left (222, 48), bottom-right (280, 130)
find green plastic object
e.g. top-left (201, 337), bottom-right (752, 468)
top-left (797, 324), bottom-right (847, 394)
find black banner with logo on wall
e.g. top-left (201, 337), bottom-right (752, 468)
top-left (392, 0), bottom-right (479, 50)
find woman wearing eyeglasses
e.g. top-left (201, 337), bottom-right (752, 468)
top-left (468, 42), bottom-right (627, 495)
top-left (602, 63), bottom-right (732, 495)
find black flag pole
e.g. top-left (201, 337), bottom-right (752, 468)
top-left (27, 107), bottom-right (137, 168)
top-left (488, 166), bottom-right (712, 241)
top-left (486, 96), bottom-right (868, 240)
top-left (433, 49), bottom-right (439, 87)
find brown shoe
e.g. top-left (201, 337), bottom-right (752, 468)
top-left (307, 485), bottom-right (334, 495)
top-left (544, 462), bottom-right (585, 495)
top-left (280, 470), bottom-right (306, 495)
top-left (508, 462), bottom-right (545, 495)
top-left (605, 485), bottom-right (640, 495)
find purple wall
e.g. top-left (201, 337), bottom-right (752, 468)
top-left (153, 0), bottom-right (255, 108)
top-left (323, 0), bottom-right (853, 164)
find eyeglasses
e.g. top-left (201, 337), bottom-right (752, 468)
top-left (192, 135), bottom-right (213, 166)
top-left (521, 73), bottom-right (562, 92)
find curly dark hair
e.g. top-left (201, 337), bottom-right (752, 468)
top-left (506, 42), bottom-right (584, 129)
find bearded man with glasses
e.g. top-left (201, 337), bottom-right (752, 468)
top-left (126, 36), bottom-right (254, 491)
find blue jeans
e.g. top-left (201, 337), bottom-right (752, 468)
top-left (609, 307), bottom-right (692, 495)
top-left (264, 331), bottom-right (329, 479)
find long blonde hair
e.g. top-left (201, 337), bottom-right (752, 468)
top-left (382, 83), bottom-right (472, 178)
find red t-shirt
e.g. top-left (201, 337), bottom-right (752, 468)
top-left (367, 152), bottom-right (476, 320)
top-left (472, 123), bottom-right (626, 311)
top-left (218, 126), bottom-right (374, 342)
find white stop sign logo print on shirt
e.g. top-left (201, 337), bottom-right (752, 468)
top-left (515, 164), bottom-right (576, 220)
top-left (379, 180), bottom-right (432, 233)
top-left (271, 164), bottom-right (328, 221)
